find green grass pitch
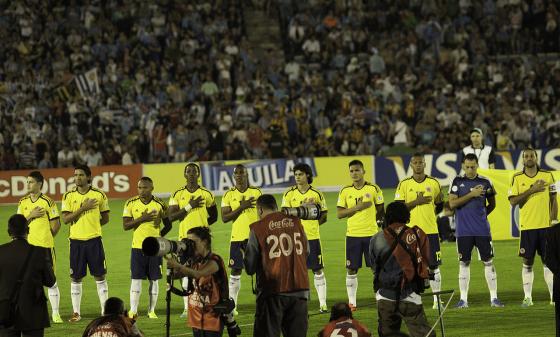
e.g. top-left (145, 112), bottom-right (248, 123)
top-left (0, 190), bottom-right (555, 337)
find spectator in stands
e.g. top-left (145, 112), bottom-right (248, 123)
top-left (0, 0), bottom-right (559, 167)
top-left (38, 151), bottom-right (54, 169)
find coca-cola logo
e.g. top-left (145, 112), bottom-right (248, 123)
top-left (268, 218), bottom-right (294, 231)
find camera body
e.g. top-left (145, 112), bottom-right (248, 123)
top-left (142, 236), bottom-right (196, 260)
top-left (213, 298), bottom-right (236, 315)
top-left (282, 203), bottom-right (321, 220)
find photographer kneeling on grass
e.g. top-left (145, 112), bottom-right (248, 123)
top-left (166, 226), bottom-right (240, 337)
top-left (369, 201), bottom-right (435, 337)
top-left (82, 297), bottom-right (143, 337)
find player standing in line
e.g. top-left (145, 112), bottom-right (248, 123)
top-left (17, 171), bottom-right (63, 323)
top-left (509, 148), bottom-right (557, 307)
top-left (448, 153), bottom-right (504, 308)
top-left (167, 162), bottom-right (218, 317)
top-left (337, 160), bottom-right (384, 311)
top-left (394, 153), bottom-right (444, 309)
top-left (282, 163), bottom-right (329, 313)
top-left (221, 164), bottom-right (262, 314)
top-left (123, 177), bottom-right (172, 319)
top-left (61, 165), bottom-right (110, 322)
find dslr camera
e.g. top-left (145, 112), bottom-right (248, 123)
top-left (142, 237), bottom-right (196, 260)
top-left (282, 203), bottom-right (322, 220)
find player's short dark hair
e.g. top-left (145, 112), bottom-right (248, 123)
top-left (463, 153), bottom-right (478, 163)
top-left (104, 297), bottom-right (126, 316)
top-left (139, 176), bottom-right (153, 184)
top-left (8, 214), bottom-right (28, 238)
top-left (187, 226), bottom-right (212, 249)
top-left (257, 194), bottom-right (278, 211)
top-left (348, 159), bottom-right (364, 168)
top-left (28, 171), bottom-right (44, 186)
top-left (411, 152), bottom-right (424, 159)
top-left (74, 164), bottom-right (92, 177)
top-left (329, 302), bottom-right (353, 321)
top-left (385, 201), bottom-right (410, 226)
top-left (233, 164), bottom-right (247, 174)
top-left (293, 163), bottom-right (313, 184)
top-left (185, 162), bottom-right (200, 175)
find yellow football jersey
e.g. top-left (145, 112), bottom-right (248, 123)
top-left (337, 182), bottom-right (384, 237)
top-left (221, 186), bottom-right (262, 242)
top-left (394, 176), bottom-right (442, 234)
top-left (123, 196), bottom-right (168, 249)
top-left (281, 186), bottom-right (328, 240)
top-left (61, 187), bottom-right (110, 240)
top-left (17, 194), bottom-right (59, 248)
top-left (509, 169), bottom-right (556, 231)
top-left (169, 186), bottom-right (215, 240)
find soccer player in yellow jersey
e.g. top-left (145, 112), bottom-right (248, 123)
top-left (168, 162), bottom-right (217, 317)
top-left (509, 148), bottom-right (558, 307)
top-left (221, 164), bottom-right (261, 313)
top-left (337, 159), bottom-right (384, 311)
top-left (17, 171), bottom-right (63, 323)
top-left (394, 153), bottom-right (444, 309)
top-left (123, 177), bottom-right (172, 319)
top-left (61, 165), bottom-right (110, 322)
top-left (281, 163), bottom-right (328, 313)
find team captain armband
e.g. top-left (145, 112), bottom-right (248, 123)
top-left (550, 183), bottom-right (557, 193)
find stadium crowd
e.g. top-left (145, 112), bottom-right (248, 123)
top-left (0, 0), bottom-right (560, 170)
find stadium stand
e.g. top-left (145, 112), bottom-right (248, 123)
top-left (0, 0), bottom-right (559, 170)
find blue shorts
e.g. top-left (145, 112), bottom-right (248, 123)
top-left (346, 236), bottom-right (372, 270)
top-left (519, 228), bottom-right (547, 259)
top-left (131, 248), bottom-right (162, 280)
top-left (428, 234), bottom-right (442, 268)
top-left (307, 239), bottom-right (324, 271)
top-left (456, 236), bottom-right (494, 262)
top-left (70, 237), bottom-right (106, 279)
top-left (229, 241), bottom-right (245, 270)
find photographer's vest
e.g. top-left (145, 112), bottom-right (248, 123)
top-left (373, 223), bottom-right (430, 300)
top-left (251, 212), bottom-right (309, 297)
top-left (188, 254), bottom-right (228, 332)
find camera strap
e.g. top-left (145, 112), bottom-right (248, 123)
top-left (387, 226), bottom-right (426, 297)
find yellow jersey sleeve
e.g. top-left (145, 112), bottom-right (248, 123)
top-left (281, 188), bottom-right (293, 208)
top-left (509, 174), bottom-right (521, 197)
top-left (204, 188), bottom-right (216, 207)
top-left (123, 197), bottom-right (134, 218)
top-left (155, 196), bottom-right (169, 218)
top-left (46, 197), bottom-right (60, 221)
top-left (337, 187), bottom-right (349, 208)
top-left (394, 180), bottom-right (406, 201)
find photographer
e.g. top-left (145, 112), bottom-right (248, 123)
top-left (369, 202), bottom-right (435, 337)
top-left (166, 227), bottom-right (239, 337)
top-left (244, 194), bottom-right (310, 337)
top-left (82, 297), bottom-right (143, 337)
